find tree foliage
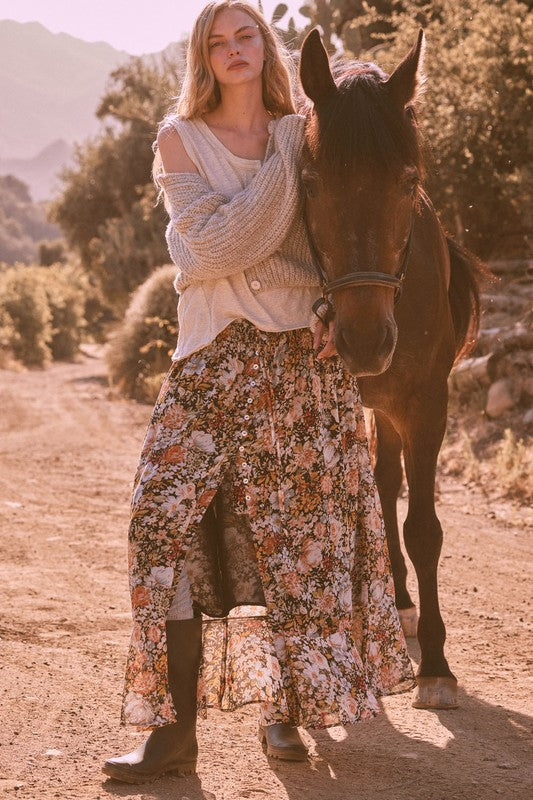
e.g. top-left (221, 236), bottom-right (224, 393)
top-left (0, 263), bottom-right (88, 366)
top-left (50, 55), bottom-right (183, 312)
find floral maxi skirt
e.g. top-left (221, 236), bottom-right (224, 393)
top-left (121, 320), bottom-right (413, 730)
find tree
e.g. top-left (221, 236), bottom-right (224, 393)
top-left (50, 53), bottom-right (184, 312)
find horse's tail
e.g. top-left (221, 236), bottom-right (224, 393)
top-left (446, 235), bottom-right (492, 363)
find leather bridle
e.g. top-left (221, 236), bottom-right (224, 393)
top-left (308, 212), bottom-right (415, 324)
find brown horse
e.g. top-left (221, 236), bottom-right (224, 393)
top-left (299, 29), bottom-right (486, 708)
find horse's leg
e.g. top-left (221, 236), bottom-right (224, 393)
top-left (400, 392), bottom-right (458, 709)
top-left (373, 412), bottom-right (418, 637)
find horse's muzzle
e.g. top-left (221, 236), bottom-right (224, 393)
top-left (336, 320), bottom-right (397, 376)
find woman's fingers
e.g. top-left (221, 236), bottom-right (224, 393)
top-left (316, 321), bottom-right (338, 359)
top-left (313, 320), bottom-right (326, 352)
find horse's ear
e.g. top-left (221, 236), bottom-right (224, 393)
top-left (385, 29), bottom-right (426, 108)
top-left (299, 29), bottom-right (336, 106)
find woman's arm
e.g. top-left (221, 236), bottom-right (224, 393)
top-left (157, 116), bottom-right (305, 285)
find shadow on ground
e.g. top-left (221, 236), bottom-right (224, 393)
top-left (101, 642), bottom-right (533, 800)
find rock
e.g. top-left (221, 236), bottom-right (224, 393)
top-left (450, 353), bottom-right (498, 392)
top-left (485, 379), bottom-right (520, 418)
top-left (477, 324), bottom-right (532, 355)
top-left (522, 377), bottom-right (533, 400)
top-left (523, 408), bottom-right (533, 427)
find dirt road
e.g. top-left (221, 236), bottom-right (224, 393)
top-left (0, 349), bottom-right (531, 800)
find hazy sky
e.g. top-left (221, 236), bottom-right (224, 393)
top-left (0, 0), bottom-right (307, 54)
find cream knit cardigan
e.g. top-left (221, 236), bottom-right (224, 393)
top-left (157, 114), bottom-right (321, 295)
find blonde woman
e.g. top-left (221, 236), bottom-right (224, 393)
top-left (103, 0), bottom-right (412, 784)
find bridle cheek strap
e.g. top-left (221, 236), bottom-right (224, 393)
top-left (309, 217), bottom-right (414, 324)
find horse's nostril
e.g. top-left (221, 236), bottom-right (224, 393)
top-left (337, 328), bottom-right (348, 350)
top-left (378, 323), bottom-right (395, 358)
top-left (335, 322), bottom-right (396, 375)
top-left (338, 327), bottom-right (354, 356)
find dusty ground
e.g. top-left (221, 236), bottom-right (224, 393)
top-left (0, 347), bottom-right (532, 800)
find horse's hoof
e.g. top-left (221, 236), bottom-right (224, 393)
top-left (398, 606), bottom-right (418, 638)
top-left (412, 676), bottom-right (458, 709)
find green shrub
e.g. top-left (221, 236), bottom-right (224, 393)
top-left (43, 265), bottom-right (87, 360)
top-left (106, 264), bottom-right (178, 401)
top-left (0, 266), bottom-right (53, 366)
top-left (0, 302), bottom-right (17, 368)
top-left (82, 278), bottom-right (114, 343)
top-left (0, 263), bottom-right (88, 366)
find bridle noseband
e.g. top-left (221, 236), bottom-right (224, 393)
top-left (309, 215), bottom-right (414, 325)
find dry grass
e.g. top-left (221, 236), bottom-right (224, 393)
top-left (494, 428), bottom-right (533, 499)
top-left (440, 413), bottom-right (532, 505)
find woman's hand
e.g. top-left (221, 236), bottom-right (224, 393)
top-left (313, 319), bottom-right (338, 360)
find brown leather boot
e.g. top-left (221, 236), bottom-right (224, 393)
top-left (102, 618), bottom-right (202, 784)
top-left (259, 723), bottom-right (308, 761)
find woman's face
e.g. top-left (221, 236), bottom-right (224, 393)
top-left (207, 8), bottom-right (265, 88)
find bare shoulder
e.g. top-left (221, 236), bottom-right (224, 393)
top-left (157, 121), bottom-right (199, 174)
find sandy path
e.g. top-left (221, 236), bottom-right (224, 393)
top-left (0, 349), bottom-right (531, 800)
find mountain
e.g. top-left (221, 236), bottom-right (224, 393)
top-left (0, 138), bottom-right (72, 202)
top-left (0, 20), bottom-right (130, 162)
top-left (0, 174), bottom-right (60, 265)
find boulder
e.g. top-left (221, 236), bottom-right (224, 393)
top-left (521, 377), bottom-right (533, 400)
top-left (485, 379), bottom-right (521, 418)
top-left (523, 408), bottom-right (533, 428)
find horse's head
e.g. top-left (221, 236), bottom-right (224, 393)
top-left (300, 29), bottom-right (426, 376)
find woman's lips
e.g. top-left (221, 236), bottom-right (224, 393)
top-left (228, 61), bottom-right (248, 70)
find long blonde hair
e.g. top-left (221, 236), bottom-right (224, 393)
top-left (153, 1), bottom-right (296, 180)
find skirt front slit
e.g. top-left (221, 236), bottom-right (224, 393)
top-left (121, 319), bottom-right (413, 730)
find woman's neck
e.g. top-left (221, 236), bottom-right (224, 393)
top-left (206, 81), bottom-right (272, 134)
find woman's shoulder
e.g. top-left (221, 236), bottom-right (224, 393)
top-left (269, 113), bottom-right (306, 152)
top-left (270, 113), bottom-right (306, 136)
top-left (271, 113), bottom-right (306, 128)
top-left (158, 115), bottom-right (198, 140)
top-left (157, 116), bottom-right (200, 175)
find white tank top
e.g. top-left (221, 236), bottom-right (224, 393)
top-left (165, 116), bottom-right (321, 362)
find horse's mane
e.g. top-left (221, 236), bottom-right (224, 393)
top-left (304, 59), bottom-right (424, 177)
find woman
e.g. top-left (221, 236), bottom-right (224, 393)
top-left (103, 0), bottom-right (413, 784)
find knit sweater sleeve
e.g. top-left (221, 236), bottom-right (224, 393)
top-left (158, 115), bottom-right (304, 285)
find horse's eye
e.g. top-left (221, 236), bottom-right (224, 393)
top-left (402, 170), bottom-right (419, 197)
top-left (302, 171), bottom-right (319, 199)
